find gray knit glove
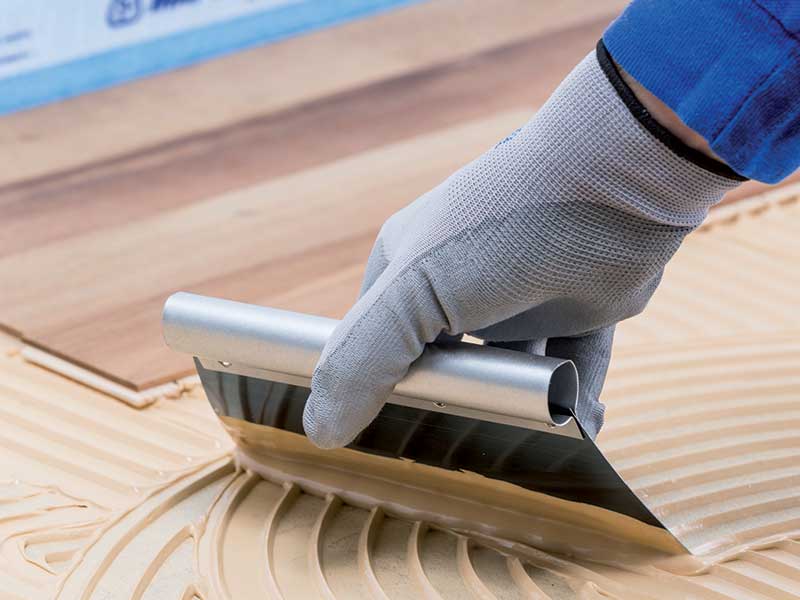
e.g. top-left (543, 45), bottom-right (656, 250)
top-left (303, 47), bottom-right (742, 449)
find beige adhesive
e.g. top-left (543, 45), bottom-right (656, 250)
top-left (21, 345), bottom-right (182, 408)
top-left (0, 194), bottom-right (798, 599)
top-left (223, 417), bottom-right (686, 561)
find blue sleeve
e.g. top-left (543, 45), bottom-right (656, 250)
top-left (603, 0), bottom-right (800, 183)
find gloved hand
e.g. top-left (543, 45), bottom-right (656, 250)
top-left (303, 46), bottom-right (742, 449)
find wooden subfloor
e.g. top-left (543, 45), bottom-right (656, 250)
top-left (0, 0), bottom-right (788, 392)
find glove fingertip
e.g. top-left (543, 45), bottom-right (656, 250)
top-left (302, 392), bottom-right (350, 449)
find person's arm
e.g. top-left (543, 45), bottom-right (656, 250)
top-left (604, 0), bottom-right (800, 184)
top-left (617, 63), bottom-right (719, 163)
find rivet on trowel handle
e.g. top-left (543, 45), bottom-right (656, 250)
top-left (434, 401), bottom-right (447, 408)
top-left (219, 361), bottom-right (232, 368)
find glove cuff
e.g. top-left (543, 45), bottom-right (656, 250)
top-left (510, 46), bottom-right (745, 228)
top-left (595, 39), bottom-right (746, 183)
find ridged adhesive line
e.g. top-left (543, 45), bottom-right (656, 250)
top-left (455, 536), bottom-right (497, 600)
top-left (309, 493), bottom-right (342, 600)
top-left (408, 522), bottom-right (445, 599)
top-left (264, 482), bottom-right (300, 600)
top-left (357, 507), bottom-right (391, 600)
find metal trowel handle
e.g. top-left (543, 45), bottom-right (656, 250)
top-left (162, 292), bottom-right (579, 432)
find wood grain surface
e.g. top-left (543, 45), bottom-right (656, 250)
top-left (0, 0), bottom-right (783, 393)
top-left (0, 0), bottom-right (627, 188)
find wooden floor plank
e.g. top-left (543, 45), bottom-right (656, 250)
top-left (1, 111), bottom-right (531, 388)
top-left (0, 3), bottom-right (628, 391)
top-left (0, 0), bottom-right (626, 188)
top-left (0, 15), bottom-right (612, 258)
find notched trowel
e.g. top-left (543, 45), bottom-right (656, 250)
top-left (162, 292), bottom-right (687, 554)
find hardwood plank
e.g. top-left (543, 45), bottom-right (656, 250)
top-left (0, 15), bottom-right (614, 259)
top-left (0, 5), bottom-right (623, 391)
top-left (1, 6), bottom-right (768, 261)
top-left (0, 111), bottom-right (531, 389)
top-left (0, 0), bottom-right (626, 188)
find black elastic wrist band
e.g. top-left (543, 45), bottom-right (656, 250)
top-left (596, 39), bottom-right (747, 182)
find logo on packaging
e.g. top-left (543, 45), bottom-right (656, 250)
top-left (151, 0), bottom-right (200, 10)
top-left (107, 0), bottom-right (199, 28)
top-left (106, 0), bottom-right (142, 27)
